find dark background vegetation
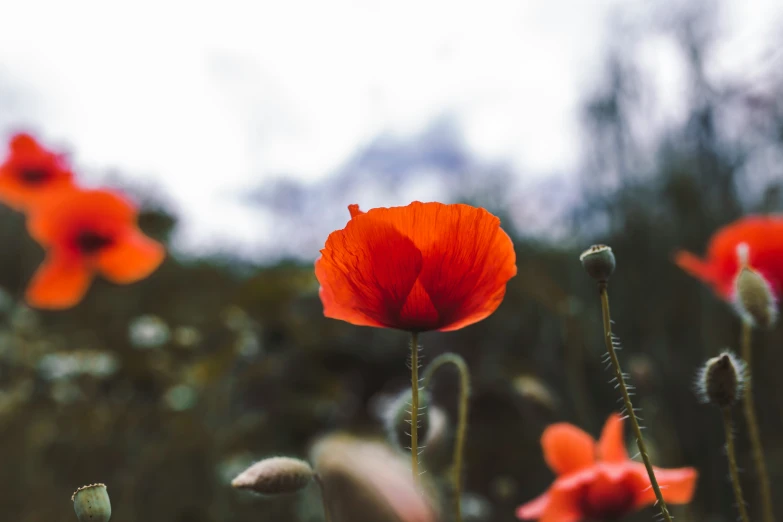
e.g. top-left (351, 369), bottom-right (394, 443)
top-left (2, 6), bottom-right (783, 522)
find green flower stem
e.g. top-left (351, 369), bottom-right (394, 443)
top-left (410, 332), bottom-right (420, 480)
top-left (423, 353), bottom-right (471, 522)
top-left (723, 407), bottom-right (751, 522)
top-left (598, 282), bottom-right (673, 522)
top-left (741, 320), bottom-right (774, 522)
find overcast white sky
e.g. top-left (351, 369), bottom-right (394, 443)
top-left (0, 0), bottom-right (780, 258)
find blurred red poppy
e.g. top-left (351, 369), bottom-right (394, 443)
top-left (675, 215), bottom-right (783, 300)
top-left (0, 133), bottom-right (76, 210)
top-left (25, 188), bottom-right (165, 309)
top-left (315, 202), bottom-right (517, 332)
top-left (516, 414), bottom-right (697, 522)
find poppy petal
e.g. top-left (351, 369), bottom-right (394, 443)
top-left (27, 188), bottom-right (136, 247)
top-left (597, 414), bottom-right (628, 462)
top-left (316, 262), bottom-right (385, 328)
top-left (582, 464), bottom-right (637, 519)
top-left (674, 251), bottom-right (717, 286)
top-left (25, 255), bottom-right (93, 309)
top-left (361, 202), bottom-right (517, 331)
top-left (516, 491), bottom-right (551, 520)
top-left (630, 463), bottom-right (698, 507)
top-left (0, 133), bottom-right (76, 210)
top-left (537, 473), bottom-right (592, 522)
top-left (0, 174), bottom-right (26, 206)
top-left (398, 278), bottom-right (440, 330)
top-left (315, 213), bottom-right (424, 328)
top-left (97, 230), bottom-right (165, 284)
top-left (541, 423), bottom-right (596, 476)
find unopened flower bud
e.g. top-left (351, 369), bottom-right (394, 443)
top-left (697, 351), bottom-right (746, 408)
top-left (735, 266), bottom-right (778, 329)
top-left (72, 483), bottom-right (111, 522)
top-left (579, 244), bottom-right (616, 282)
top-left (311, 435), bottom-right (438, 522)
top-left (385, 388), bottom-right (430, 452)
top-left (231, 457), bottom-right (314, 495)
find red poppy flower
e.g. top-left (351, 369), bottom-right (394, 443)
top-left (675, 215), bottom-right (783, 300)
top-left (516, 414), bottom-right (697, 522)
top-left (315, 201), bottom-right (517, 332)
top-left (25, 188), bottom-right (165, 309)
top-left (0, 133), bottom-right (76, 210)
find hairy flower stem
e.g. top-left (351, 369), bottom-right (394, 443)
top-left (423, 353), bottom-right (471, 522)
top-left (315, 474), bottom-right (333, 522)
top-left (741, 320), bottom-right (774, 522)
top-left (598, 282), bottom-right (673, 522)
top-left (723, 408), bottom-right (752, 522)
top-left (410, 332), bottom-right (420, 480)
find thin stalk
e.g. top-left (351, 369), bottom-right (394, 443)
top-left (723, 407), bottom-right (751, 522)
top-left (423, 353), bottom-right (471, 522)
top-left (410, 332), bottom-right (420, 479)
top-left (314, 474), bottom-right (333, 522)
top-left (598, 282), bottom-right (673, 522)
top-left (741, 320), bottom-right (774, 522)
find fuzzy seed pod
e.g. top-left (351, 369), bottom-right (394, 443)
top-left (385, 388), bottom-right (430, 452)
top-left (579, 244), bottom-right (616, 282)
top-left (696, 351), bottom-right (746, 408)
top-left (72, 483), bottom-right (111, 522)
top-left (735, 266), bottom-right (778, 329)
top-left (231, 457), bottom-right (314, 495)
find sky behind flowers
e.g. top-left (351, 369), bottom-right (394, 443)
top-left (0, 0), bottom-right (779, 258)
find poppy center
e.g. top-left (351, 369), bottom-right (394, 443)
top-left (580, 485), bottom-right (635, 520)
top-left (74, 230), bottom-right (115, 254)
top-left (19, 167), bottom-right (52, 185)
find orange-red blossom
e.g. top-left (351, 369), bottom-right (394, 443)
top-left (25, 188), bottom-right (165, 309)
top-left (675, 215), bottom-right (783, 300)
top-left (315, 201), bottom-right (517, 332)
top-left (517, 414), bottom-right (697, 522)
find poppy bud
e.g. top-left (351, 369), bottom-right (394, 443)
top-left (734, 266), bottom-right (778, 329)
top-left (579, 245), bottom-right (615, 282)
top-left (311, 434), bottom-right (439, 522)
top-left (72, 483), bottom-right (111, 522)
top-left (231, 457), bottom-right (315, 496)
top-left (696, 351), bottom-right (746, 408)
top-left (385, 388), bottom-right (430, 452)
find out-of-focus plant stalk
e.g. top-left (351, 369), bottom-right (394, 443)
top-left (410, 332), bottom-right (420, 479)
top-left (315, 474), bottom-right (333, 522)
top-left (423, 353), bottom-right (470, 522)
top-left (599, 282), bottom-right (673, 522)
top-left (723, 407), bottom-right (751, 522)
top-left (741, 320), bottom-right (774, 522)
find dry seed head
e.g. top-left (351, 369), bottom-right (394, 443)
top-left (734, 266), bottom-right (778, 329)
top-left (696, 351), bottom-right (746, 408)
top-left (72, 483), bottom-right (111, 522)
top-left (579, 244), bottom-right (616, 282)
top-left (231, 457), bottom-right (314, 495)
